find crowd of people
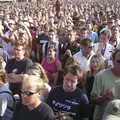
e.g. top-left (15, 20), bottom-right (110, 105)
top-left (0, 0), bottom-right (120, 120)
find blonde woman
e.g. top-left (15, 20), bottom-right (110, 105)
top-left (12, 75), bottom-right (55, 120)
top-left (85, 54), bottom-right (105, 120)
top-left (26, 63), bottom-right (51, 101)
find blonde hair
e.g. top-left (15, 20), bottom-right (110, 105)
top-left (22, 75), bottom-right (44, 93)
top-left (27, 63), bottom-right (48, 83)
top-left (89, 54), bottom-right (105, 76)
top-left (0, 69), bottom-right (7, 83)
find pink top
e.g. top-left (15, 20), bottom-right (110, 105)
top-left (42, 57), bottom-right (59, 80)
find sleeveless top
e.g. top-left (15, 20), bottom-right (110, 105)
top-left (42, 57), bottom-right (59, 80)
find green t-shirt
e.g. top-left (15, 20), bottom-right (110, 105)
top-left (91, 69), bottom-right (120, 120)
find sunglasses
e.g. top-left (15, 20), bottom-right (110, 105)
top-left (116, 60), bottom-right (120, 64)
top-left (21, 90), bottom-right (38, 96)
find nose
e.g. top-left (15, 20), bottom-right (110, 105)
top-left (67, 81), bottom-right (72, 87)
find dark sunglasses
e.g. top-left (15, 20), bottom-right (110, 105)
top-left (21, 90), bottom-right (38, 96)
top-left (116, 60), bottom-right (120, 63)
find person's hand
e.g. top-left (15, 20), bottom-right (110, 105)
top-left (93, 89), bottom-right (114, 104)
top-left (103, 89), bottom-right (114, 100)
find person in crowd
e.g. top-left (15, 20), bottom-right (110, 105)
top-left (67, 28), bottom-right (80, 55)
top-left (86, 22), bottom-right (99, 43)
top-left (106, 19), bottom-right (114, 35)
top-left (109, 25), bottom-right (120, 48)
top-left (26, 62), bottom-right (51, 101)
top-left (41, 46), bottom-right (62, 87)
top-left (6, 44), bottom-right (33, 95)
top-left (0, 20), bottom-right (15, 59)
top-left (91, 48), bottom-right (120, 120)
top-left (59, 49), bottom-right (79, 86)
top-left (0, 69), bottom-right (14, 120)
top-left (93, 27), bottom-right (114, 61)
top-left (60, 49), bottom-right (72, 69)
top-left (86, 54), bottom-right (106, 100)
top-left (47, 64), bottom-right (89, 120)
top-left (79, 27), bottom-right (89, 40)
top-left (85, 54), bottom-right (106, 120)
top-left (73, 38), bottom-right (95, 73)
top-left (36, 25), bottom-right (50, 62)
top-left (12, 75), bottom-right (55, 120)
top-left (37, 29), bottom-right (60, 62)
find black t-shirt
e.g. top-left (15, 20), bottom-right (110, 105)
top-left (37, 33), bottom-right (49, 42)
top-left (6, 58), bottom-right (32, 74)
top-left (47, 86), bottom-right (89, 120)
top-left (5, 58), bottom-right (33, 94)
top-left (12, 102), bottom-right (55, 120)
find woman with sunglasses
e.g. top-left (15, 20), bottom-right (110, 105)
top-left (26, 62), bottom-right (51, 101)
top-left (12, 75), bottom-right (55, 120)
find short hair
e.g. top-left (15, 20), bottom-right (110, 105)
top-left (64, 64), bottom-right (82, 77)
top-left (80, 38), bottom-right (93, 47)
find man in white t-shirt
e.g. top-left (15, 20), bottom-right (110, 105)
top-left (73, 38), bottom-right (95, 72)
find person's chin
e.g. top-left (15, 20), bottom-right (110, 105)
top-left (64, 87), bottom-right (74, 92)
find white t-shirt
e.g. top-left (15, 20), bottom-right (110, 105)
top-left (73, 50), bottom-right (95, 72)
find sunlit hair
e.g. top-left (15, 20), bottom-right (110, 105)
top-left (65, 56), bottom-right (79, 69)
top-left (0, 69), bottom-right (7, 83)
top-left (90, 54), bottom-right (105, 73)
top-left (22, 75), bottom-right (44, 93)
top-left (26, 63), bottom-right (48, 83)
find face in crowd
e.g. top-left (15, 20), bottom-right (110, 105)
top-left (80, 28), bottom-right (89, 39)
top-left (90, 55), bottom-right (105, 72)
top-left (49, 30), bottom-right (57, 42)
top-left (14, 45), bottom-right (25, 61)
top-left (47, 47), bottom-right (56, 59)
top-left (81, 39), bottom-right (93, 57)
top-left (21, 75), bottom-right (44, 109)
top-left (63, 65), bottom-right (83, 92)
